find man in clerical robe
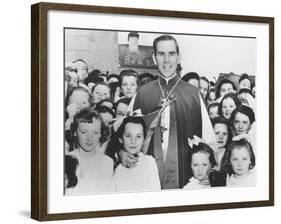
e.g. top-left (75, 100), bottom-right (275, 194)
top-left (120, 34), bottom-right (215, 189)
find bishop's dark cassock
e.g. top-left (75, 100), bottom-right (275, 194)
top-left (133, 74), bottom-right (203, 189)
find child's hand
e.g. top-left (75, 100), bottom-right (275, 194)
top-left (118, 150), bottom-right (138, 169)
top-left (67, 102), bottom-right (78, 118)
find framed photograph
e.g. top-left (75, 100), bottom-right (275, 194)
top-left (31, 2), bottom-right (274, 221)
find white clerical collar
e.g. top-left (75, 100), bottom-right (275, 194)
top-left (160, 73), bottom-right (178, 84)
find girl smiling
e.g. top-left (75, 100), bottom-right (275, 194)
top-left (114, 117), bottom-right (161, 192)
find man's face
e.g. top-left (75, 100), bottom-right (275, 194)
top-left (153, 40), bottom-right (180, 78)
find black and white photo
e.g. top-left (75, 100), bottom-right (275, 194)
top-left (64, 29), bottom-right (257, 194)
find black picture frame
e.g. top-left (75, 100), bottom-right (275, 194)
top-left (31, 2), bottom-right (274, 221)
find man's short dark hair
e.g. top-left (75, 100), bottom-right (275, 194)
top-left (153, 35), bottom-right (179, 55)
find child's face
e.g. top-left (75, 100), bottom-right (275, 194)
top-left (120, 122), bottom-right (144, 155)
top-left (74, 61), bottom-right (88, 81)
top-left (100, 112), bottom-right (113, 127)
top-left (233, 112), bottom-right (251, 135)
top-left (222, 97), bottom-right (236, 119)
top-left (92, 85), bottom-right (111, 104)
top-left (207, 91), bottom-right (216, 105)
top-left (141, 77), bottom-right (152, 85)
top-left (68, 71), bottom-right (79, 87)
top-left (214, 123), bottom-right (228, 148)
top-left (116, 102), bottom-right (128, 119)
top-left (220, 83), bottom-right (234, 97)
top-left (69, 90), bottom-right (90, 111)
top-left (191, 152), bottom-right (212, 181)
top-left (238, 92), bottom-right (248, 105)
top-left (121, 76), bottom-right (137, 98)
top-left (230, 147), bottom-right (251, 176)
top-left (209, 105), bottom-right (219, 119)
top-left (76, 118), bottom-right (101, 152)
top-left (199, 79), bottom-right (208, 98)
top-left (239, 79), bottom-right (251, 90)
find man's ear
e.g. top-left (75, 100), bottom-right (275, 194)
top-left (177, 53), bottom-right (181, 65)
top-left (152, 53), bottom-right (157, 65)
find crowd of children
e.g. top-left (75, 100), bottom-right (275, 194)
top-left (64, 59), bottom-right (256, 195)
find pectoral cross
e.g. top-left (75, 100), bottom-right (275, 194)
top-left (160, 98), bottom-right (168, 143)
top-left (141, 96), bottom-right (176, 155)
